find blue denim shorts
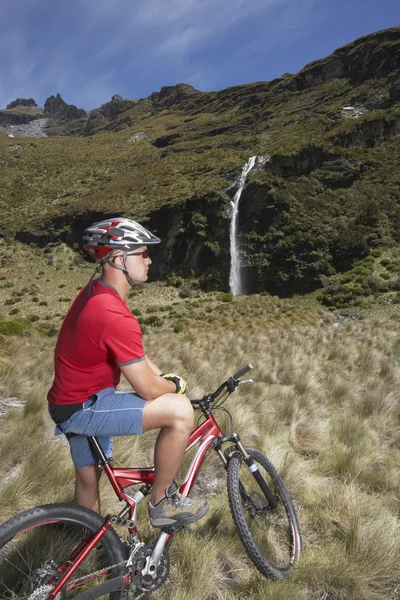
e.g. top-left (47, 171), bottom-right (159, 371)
top-left (55, 387), bottom-right (147, 468)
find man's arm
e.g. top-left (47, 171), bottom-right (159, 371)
top-left (120, 359), bottom-right (175, 401)
top-left (146, 355), bottom-right (162, 376)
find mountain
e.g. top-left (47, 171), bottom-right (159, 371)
top-left (0, 26), bottom-right (400, 296)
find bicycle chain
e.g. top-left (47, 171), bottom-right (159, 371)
top-left (57, 560), bottom-right (127, 587)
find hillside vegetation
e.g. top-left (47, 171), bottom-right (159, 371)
top-left (0, 26), bottom-right (400, 296)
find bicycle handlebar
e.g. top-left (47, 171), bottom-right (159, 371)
top-left (191, 364), bottom-right (253, 406)
top-left (232, 363), bottom-right (253, 380)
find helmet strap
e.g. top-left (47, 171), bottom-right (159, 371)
top-left (86, 265), bottom-right (102, 296)
top-left (102, 251), bottom-right (138, 288)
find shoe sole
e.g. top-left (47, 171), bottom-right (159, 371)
top-left (149, 504), bottom-right (209, 528)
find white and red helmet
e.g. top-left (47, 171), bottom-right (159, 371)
top-left (83, 217), bottom-right (161, 260)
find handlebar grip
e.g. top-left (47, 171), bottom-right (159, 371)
top-left (232, 364), bottom-right (253, 380)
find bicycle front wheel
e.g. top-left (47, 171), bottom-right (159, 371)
top-left (227, 447), bottom-right (301, 580)
top-left (0, 503), bottom-right (126, 600)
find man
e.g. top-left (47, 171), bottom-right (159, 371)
top-left (47, 217), bottom-right (208, 528)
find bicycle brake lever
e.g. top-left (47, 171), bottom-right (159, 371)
top-left (239, 379), bottom-right (254, 385)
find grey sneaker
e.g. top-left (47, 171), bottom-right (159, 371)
top-left (148, 482), bottom-right (209, 528)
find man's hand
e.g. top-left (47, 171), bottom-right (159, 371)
top-left (160, 373), bottom-right (186, 394)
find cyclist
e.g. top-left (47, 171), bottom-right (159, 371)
top-left (47, 217), bottom-right (208, 528)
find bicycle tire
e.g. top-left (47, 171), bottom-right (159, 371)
top-left (0, 503), bottom-right (126, 600)
top-left (227, 448), bottom-right (301, 580)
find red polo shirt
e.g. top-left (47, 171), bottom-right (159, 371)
top-left (47, 279), bottom-right (145, 405)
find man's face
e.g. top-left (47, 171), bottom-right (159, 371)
top-left (125, 246), bottom-right (152, 284)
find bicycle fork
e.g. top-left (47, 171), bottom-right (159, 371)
top-left (213, 433), bottom-right (277, 509)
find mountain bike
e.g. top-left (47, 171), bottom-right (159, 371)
top-left (0, 365), bottom-right (301, 599)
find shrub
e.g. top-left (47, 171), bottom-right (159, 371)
top-left (58, 283), bottom-right (66, 288)
top-left (46, 326), bottom-right (58, 337)
top-left (386, 263), bottom-right (399, 272)
top-left (38, 301), bottom-right (48, 306)
top-left (350, 266), bottom-right (369, 276)
top-left (380, 258), bottom-right (391, 266)
top-left (371, 249), bottom-right (382, 257)
top-left (28, 315), bottom-right (40, 322)
top-left (2, 281), bottom-right (14, 288)
top-left (142, 315), bottom-right (163, 327)
top-left (219, 293), bottom-right (233, 303)
top-left (380, 272), bottom-right (391, 280)
top-left (363, 255), bottom-right (375, 263)
top-left (173, 322), bottom-right (185, 333)
top-left (0, 319), bottom-right (27, 336)
top-left (8, 308), bottom-right (20, 315)
top-left (178, 287), bottom-right (192, 299)
top-left (31, 297), bottom-right (39, 302)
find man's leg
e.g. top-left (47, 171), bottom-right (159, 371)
top-left (75, 464), bottom-right (102, 513)
top-left (142, 393), bottom-right (194, 505)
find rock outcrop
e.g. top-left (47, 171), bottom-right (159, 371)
top-left (6, 98), bottom-right (38, 110)
top-left (44, 93), bottom-right (86, 121)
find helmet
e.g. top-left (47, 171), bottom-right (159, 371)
top-left (83, 217), bottom-right (161, 260)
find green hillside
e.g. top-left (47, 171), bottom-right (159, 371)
top-left (1, 26), bottom-right (400, 297)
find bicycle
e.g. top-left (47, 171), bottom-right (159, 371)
top-left (0, 364), bottom-right (301, 599)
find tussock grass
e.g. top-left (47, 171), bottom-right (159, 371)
top-left (1, 292), bottom-right (400, 599)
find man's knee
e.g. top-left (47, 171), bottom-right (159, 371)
top-left (173, 394), bottom-right (194, 428)
top-left (142, 393), bottom-right (194, 431)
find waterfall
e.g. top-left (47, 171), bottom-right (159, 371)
top-left (229, 156), bottom-right (257, 295)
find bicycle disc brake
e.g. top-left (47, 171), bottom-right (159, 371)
top-left (129, 544), bottom-right (170, 594)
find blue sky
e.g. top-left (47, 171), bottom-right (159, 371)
top-left (1, 0), bottom-right (399, 110)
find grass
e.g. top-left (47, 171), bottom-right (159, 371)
top-left (1, 259), bottom-right (400, 599)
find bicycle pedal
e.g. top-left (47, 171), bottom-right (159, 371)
top-left (161, 524), bottom-right (185, 534)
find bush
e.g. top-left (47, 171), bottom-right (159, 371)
top-left (350, 266), bottom-right (370, 276)
top-left (46, 326), bottom-right (58, 337)
top-left (386, 263), bottom-right (399, 272)
top-left (8, 308), bottom-right (20, 315)
top-left (219, 293), bottom-right (233, 303)
top-left (380, 271), bottom-right (391, 280)
top-left (173, 322), bottom-right (185, 333)
top-left (2, 281), bottom-right (14, 288)
top-left (0, 319), bottom-right (27, 336)
top-left (380, 257), bottom-right (391, 266)
top-left (142, 315), bottom-right (163, 327)
top-left (178, 287), bottom-right (192, 299)
top-left (38, 301), bottom-right (48, 306)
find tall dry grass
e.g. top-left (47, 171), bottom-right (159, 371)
top-left (1, 301), bottom-right (400, 599)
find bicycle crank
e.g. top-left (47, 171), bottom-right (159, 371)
top-left (129, 544), bottom-right (170, 594)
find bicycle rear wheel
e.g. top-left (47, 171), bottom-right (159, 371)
top-left (227, 447), bottom-right (301, 580)
top-left (0, 503), bottom-right (126, 600)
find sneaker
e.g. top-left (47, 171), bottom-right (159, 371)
top-left (148, 482), bottom-right (209, 528)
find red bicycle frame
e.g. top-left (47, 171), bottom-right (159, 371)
top-left (104, 412), bottom-right (223, 530)
top-left (47, 413), bottom-right (224, 599)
